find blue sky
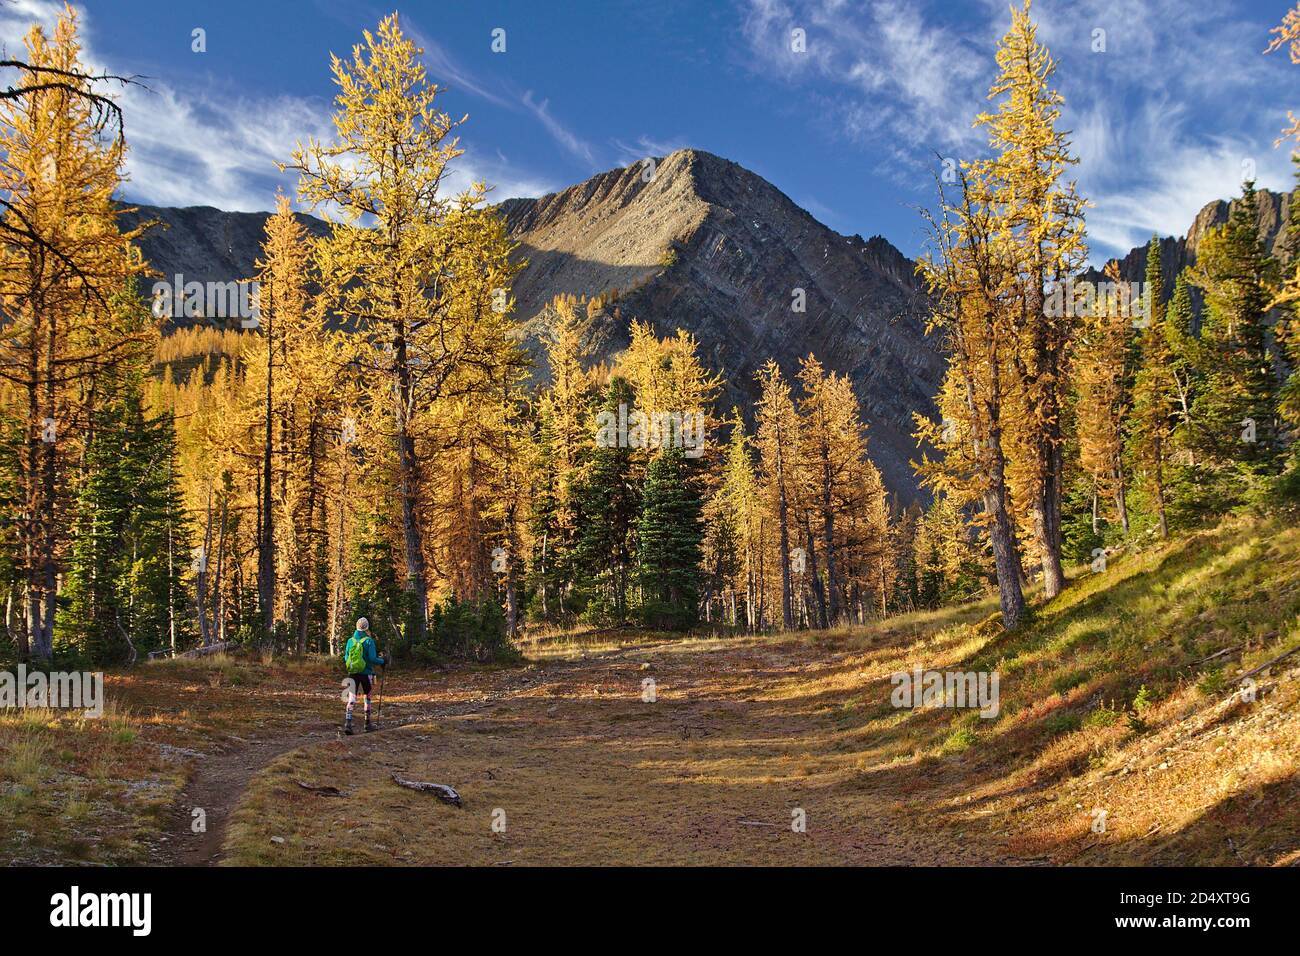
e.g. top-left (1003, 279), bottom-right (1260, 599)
top-left (4, 0), bottom-right (1299, 264)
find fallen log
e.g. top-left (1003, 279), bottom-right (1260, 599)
top-left (391, 774), bottom-right (463, 808)
top-left (1238, 644), bottom-right (1300, 682)
top-left (182, 641), bottom-right (234, 659)
top-left (1192, 645), bottom-right (1241, 666)
top-left (296, 781), bottom-right (343, 797)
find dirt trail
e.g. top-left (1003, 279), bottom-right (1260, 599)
top-left (156, 673), bottom-right (541, 866)
top-left (161, 723), bottom-right (334, 865)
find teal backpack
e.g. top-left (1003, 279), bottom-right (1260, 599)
top-left (345, 634), bottom-right (369, 675)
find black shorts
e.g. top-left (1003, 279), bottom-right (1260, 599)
top-left (346, 673), bottom-right (373, 695)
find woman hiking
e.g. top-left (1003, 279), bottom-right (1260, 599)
top-left (342, 617), bottom-right (387, 734)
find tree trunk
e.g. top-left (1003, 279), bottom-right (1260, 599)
top-left (215, 495), bottom-right (228, 643)
top-left (820, 455), bottom-right (840, 624)
top-left (775, 455), bottom-right (793, 630)
top-left (329, 437), bottom-right (348, 656)
top-left (1034, 431), bottom-right (1066, 599)
top-left (965, 334), bottom-right (1025, 629)
top-left (395, 410), bottom-right (429, 641)
top-left (803, 522), bottom-right (827, 629)
top-left (167, 456), bottom-right (177, 654)
top-left (1153, 432), bottom-right (1168, 540)
top-left (1114, 466), bottom-right (1130, 535)
top-left (259, 307), bottom-right (275, 643)
top-left (986, 477), bottom-right (1026, 627)
top-left (295, 417), bottom-right (322, 655)
top-left (196, 487), bottom-right (214, 646)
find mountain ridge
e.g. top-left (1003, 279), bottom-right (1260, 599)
top-left (493, 149), bottom-right (941, 499)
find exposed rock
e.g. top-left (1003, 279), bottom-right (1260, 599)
top-left (121, 203), bottom-right (330, 291)
top-left (1088, 186), bottom-right (1296, 292)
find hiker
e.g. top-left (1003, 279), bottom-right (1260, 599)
top-left (342, 617), bottom-right (387, 735)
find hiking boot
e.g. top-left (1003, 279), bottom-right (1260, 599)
top-left (343, 718), bottom-right (354, 736)
top-left (364, 716), bottom-right (375, 733)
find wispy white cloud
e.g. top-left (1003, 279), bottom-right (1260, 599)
top-left (407, 19), bottom-right (598, 174)
top-left (1030, 0), bottom-right (1298, 261)
top-left (442, 146), bottom-right (560, 203)
top-left (0, 0), bottom-right (326, 210)
top-left (521, 90), bottom-right (595, 166)
top-left (408, 26), bottom-right (513, 109)
top-left (740, 0), bottom-right (1300, 263)
top-left (611, 134), bottom-right (690, 166)
top-left (739, 0), bottom-right (989, 173)
top-left (0, 0), bottom-right (555, 212)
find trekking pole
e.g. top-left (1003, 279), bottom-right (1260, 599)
top-left (376, 655), bottom-right (386, 725)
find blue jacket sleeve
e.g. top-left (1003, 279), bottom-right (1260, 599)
top-left (365, 638), bottom-right (384, 667)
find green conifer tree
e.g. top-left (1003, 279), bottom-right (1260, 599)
top-left (1127, 237), bottom-right (1176, 537)
top-left (571, 378), bottom-right (640, 622)
top-left (636, 444), bottom-right (704, 629)
top-left (1188, 182), bottom-right (1283, 496)
top-left (61, 332), bottom-right (192, 663)
top-left (344, 508), bottom-right (414, 653)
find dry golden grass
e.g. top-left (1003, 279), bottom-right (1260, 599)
top-left (850, 514), bottom-right (1300, 866)
top-left (0, 652), bottom-right (341, 864)
top-left (5, 514), bottom-right (1297, 866)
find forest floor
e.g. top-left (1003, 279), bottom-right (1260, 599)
top-left (1, 513), bottom-right (1298, 866)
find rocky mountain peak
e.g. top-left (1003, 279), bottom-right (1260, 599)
top-left (500, 148), bottom-right (940, 499)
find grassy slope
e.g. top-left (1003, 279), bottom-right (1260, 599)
top-left (825, 512), bottom-right (1300, 864)
top-left (0, 655), bottom-right (338, 864)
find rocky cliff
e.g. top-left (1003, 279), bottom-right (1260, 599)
top-left (122, 203), bottom-right (330, 292)
top-left (1091, 186), bottom-right (1295, 290)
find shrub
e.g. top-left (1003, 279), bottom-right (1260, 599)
top-left (1126, 684), bottom-right (1154, 733)
top-left (1083, 704), bottom-right (1122, 729)
top-left (941, 726), bottom-right (978, 754)
top-left (1042, 710), bottom-right (1082, 735)
top-left (1196, 667), bottom-right (1227, 697)
top-left (422, 596), bottom-right (519, 665)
